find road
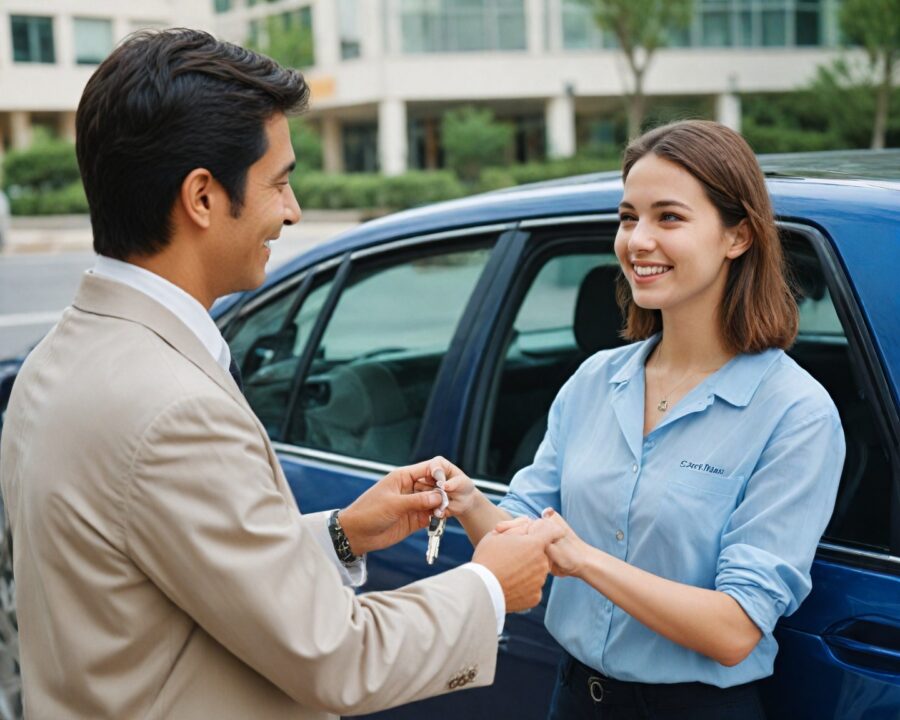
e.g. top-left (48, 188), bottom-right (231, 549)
top-left (0, 221), bottom-right (359, 358)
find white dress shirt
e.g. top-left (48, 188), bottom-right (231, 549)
top-left (90, 256), bottom-right (505, 631)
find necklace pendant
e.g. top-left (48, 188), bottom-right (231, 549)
top-left (657, 399), bottom-right (669, 412)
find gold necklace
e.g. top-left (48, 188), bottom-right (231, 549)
top-left (650, 350), bottom-right (721, 413)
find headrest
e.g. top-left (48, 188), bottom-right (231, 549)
top-left (573, 265), bottom-right (626, 355)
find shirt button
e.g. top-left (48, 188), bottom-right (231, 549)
top-left (631, 463), bottom-right (638, 473)
top-left (615, 530), bottom-right (625, 541)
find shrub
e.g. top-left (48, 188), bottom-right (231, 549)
top-left (291, 170), bottom-right (464, 210)
top-left (442, 107), bottom-right (514, 183)
top-left (9, 181), bottom-right (88, 215)
top-left (2, 139), bottom-right (80, 193)
top-left (478, 156), bottom-right (621, 192)
top-left (289, 117), bottom-right (323, 172)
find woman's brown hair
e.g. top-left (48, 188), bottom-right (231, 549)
top-left (616, 120), bottom-right (798, 354)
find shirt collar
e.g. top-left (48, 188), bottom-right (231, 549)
top-left (609, 334), bottom-right (782, 408)
top-left (90, 255), bottom-right (231, 373)
top-left (609, 335), bottom-right (660, 385)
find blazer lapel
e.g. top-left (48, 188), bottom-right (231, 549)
top-left (72, 272), bottom-right (247, 410)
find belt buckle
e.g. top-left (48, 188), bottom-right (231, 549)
top-left (588, 675), bottom-right (605, 704)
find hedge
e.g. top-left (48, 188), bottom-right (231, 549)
top-left (290, 170), bottom-right (465, 210)
top-left (3, 141), bottom-right (80, 191)
top-left (9, 181), bottom-right (89, 216)
top-left (479, 156), bottom-right (621, 192)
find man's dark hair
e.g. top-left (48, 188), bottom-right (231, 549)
top-left (76, 28), bottom-right (309, 260)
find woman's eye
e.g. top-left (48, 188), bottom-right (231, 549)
top-left (660, 212), bottom-right (682, 222)
top-left (619, 214), bottom-right (637, 223)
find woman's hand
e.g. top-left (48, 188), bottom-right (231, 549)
top-left (413, 456), bottom-right (478, 520)
top-left (496, 508), bottom-right (588, 578)
top-left (413, 456), bottom-right (513, 546)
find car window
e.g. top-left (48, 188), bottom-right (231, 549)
top-left (226, 274), bottom-right (335, 439)
top-left (286, 243), bottom-right (493, 465)
top-left (476, 238), bottom-right (620, 481)
top-left (785, 237), bottom-right (893, 553)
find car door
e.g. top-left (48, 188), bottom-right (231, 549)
top-left (224, 223), bottom-right (559, 718)
top-left (445, 214), bottom-right (900, 719)
top-left (756, 223), bottom-right (900, 719)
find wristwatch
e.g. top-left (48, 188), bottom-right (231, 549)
top-left (328, 509), bottom-right (360, 566)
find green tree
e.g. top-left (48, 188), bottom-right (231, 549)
top-left (247, 10), bottom-right (314, 69)
top-left (288, 117), bottom-right (323, 172)
top-left (839, 0), bottom-right (900, 148)
top-left (441, 107), bottom-right (514, 184)
top-left (578, 0), bottom-right (693, 139)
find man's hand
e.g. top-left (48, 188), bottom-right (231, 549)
top-left (338, 457), bottom-right (459, 556)
top-left (471, 517), bottom-right (565, 612)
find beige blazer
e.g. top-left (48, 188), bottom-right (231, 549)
top-left (0, 273), bottom-right (497, 719)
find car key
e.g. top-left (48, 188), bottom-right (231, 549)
top-left (426, 468), bottom-right (449, 565)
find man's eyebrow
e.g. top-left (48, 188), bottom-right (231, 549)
top-left (272, 160), bottom-right (296, 180)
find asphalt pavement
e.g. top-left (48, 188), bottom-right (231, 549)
top-left (0, 217), bottom-right (360, 358)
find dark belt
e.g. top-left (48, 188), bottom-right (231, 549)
top-left (564, 652), bottom-right (762, 710)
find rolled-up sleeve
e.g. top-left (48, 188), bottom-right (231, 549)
top-left (499, 374), bottom-right (573, 519)
top-left (716, 409), bottom-right (845, 634)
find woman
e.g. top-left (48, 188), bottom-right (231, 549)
top-left (431, 121), bottom-right (845, 718)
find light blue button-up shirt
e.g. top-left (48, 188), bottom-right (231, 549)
top-left (499, 335), bottom-right (845, 687)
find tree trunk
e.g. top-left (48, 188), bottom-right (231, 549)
top-left (871, 51), bottom-right (893, 150)
top-left (627, 66), bottom-right (646, 141)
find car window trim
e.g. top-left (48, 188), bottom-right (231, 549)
top-left (519, 213), bottom-right (619, 229)
top-left (271, 442), bottom-right (512, 496)
top-left (351, 223), bottom-right (516, 261)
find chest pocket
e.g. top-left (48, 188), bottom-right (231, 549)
top-left (670, 466), bottom-right (744, 498)
top-left (652, 467), bottom-right (746, 580)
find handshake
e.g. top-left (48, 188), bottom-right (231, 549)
top-left (338, 456), bottom-right (580, 614)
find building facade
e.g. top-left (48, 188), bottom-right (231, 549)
top-left (214, 0), bottom-right (847, 175)
top-left (0, 0), bottom-right (213, 168)
top-left (0, 1), bottom-right (848, 177)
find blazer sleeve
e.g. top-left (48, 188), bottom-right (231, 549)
top-left (122, 393), bottom-right (498, 715)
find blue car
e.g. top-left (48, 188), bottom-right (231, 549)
top-left (1, 150), bottom-right (899, 719)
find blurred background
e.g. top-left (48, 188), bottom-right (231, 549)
top-left (3, 0), bottom-right (900, 213)
top-left (0, 0), bottom-right (897, 354)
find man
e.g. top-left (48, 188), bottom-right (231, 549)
top-left (0, 30), bottom-right (557, 718)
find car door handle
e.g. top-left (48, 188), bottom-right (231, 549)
top-left (823, 617), bottom-right (900, 675)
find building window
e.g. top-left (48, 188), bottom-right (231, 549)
top-left (696, 0), bottom-right (825, 48)
top-left (213, 0), bottom-right (233, 12)
top-left (343, 123), bottom-right (379, 173)
top-left (339, 0), bottom-right (362, 59)
top-left (795, 2), bottom-right (822, 46)
top-left (400, 0), bottom-right (526, 54)
top-left (11, 15), bottom-right (55, 64)
top-left (74, 18), bottom-right (113, 65)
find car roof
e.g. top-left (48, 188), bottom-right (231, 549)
top-left (262, 149), bottom-right (900, 291)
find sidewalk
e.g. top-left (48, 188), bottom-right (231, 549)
top-left (1, 211), bottom-right (365, 261)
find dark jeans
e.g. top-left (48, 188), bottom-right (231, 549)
top-left (547, 653), bottom-right (767, 720)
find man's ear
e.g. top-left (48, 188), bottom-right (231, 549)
top-left (179, 168), bottom-right (217, 230)
top-left (725, 219), bottom-right (752, 260)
